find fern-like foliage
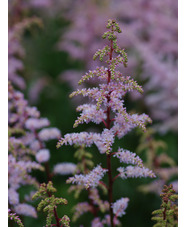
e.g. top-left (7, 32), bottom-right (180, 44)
top-left (32, 181), bottom-right (70, 227)
top-left (152, 184), bottom-right (178, 227)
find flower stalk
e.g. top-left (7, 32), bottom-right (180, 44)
top-left (57, 19), bottom-right (155, 226)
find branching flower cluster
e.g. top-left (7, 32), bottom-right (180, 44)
top-left (67, 145), bottom-right (115, 225)
top-left (58, 0), bottom-right (177, 133)
top-left (8, 75), bottom-right (63, 217)
top-left (57, 19), bottom-right (155, 226)
top-left (8, 13), bottom-right (75, 223)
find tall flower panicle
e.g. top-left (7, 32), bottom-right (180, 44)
top-left (8, 18), bottom-right (71, 220)
top-left (8, 18), bottom-right (41, 89)
top-left (8, 2), bottom-right (73, 225)
top-left (57, 19), bottom-right (155, 226)
top-left (58, 0), bottom-right (177, 132)
top-left (8, 80), bottom-right (73, 219)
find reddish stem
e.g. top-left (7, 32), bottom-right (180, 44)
top-left (114, 131), bottom-right (118, 137)
top-left (102, 119), bottom-right (107, 127)
top-left (99, 181), bottom-right (108, 190)
top-left (47, 191), bottom-right (61, 227)
top-left (113, 173), bottom-right (122, 182)
top-left (53, 207), bottom-right (60, 227)
top-left (106, 25), bottom-right (115, 227)
top-left (44, 162), bottom-right (52, 182)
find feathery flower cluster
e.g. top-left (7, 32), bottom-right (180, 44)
top-left (8, 188), bottom-right (19, 205)
top-left (67, 165), bottom-right (108, 189)
top-left (8, 15), bottom-right (71, 220)
top-left (8, 78), bottom-right (72, 218)
top-left (72, 202), bottom-right (92, 222)
top-left (8, 18), bottom-right (41, 89)
top-left (89, 188), bottom-right (109, 213)
top-left (97, 129), bottom-right (115, 154)
top-left (53, 163), bottom-right (77, 175)
top-left (74, 104), bottom-right (106, 127)
top-left (8, 209), bottom-right (24, 227)
top-left (112, 198), bottom-right (129, 217)
top-left (66, 145), bottom-right (111, 224)
top-left (8, 154), bottom-right (43, 191)
top-left (57, 129), bottom-right (115, 154)
top-left (35, 149), bottom-right (50, 163)
top-left (114, 148), bottom-right (155, 179)
top-left (8, 2), bottom-right (74, 225)
top-left (14, 204), bottom-right (37, 218)
top-left (114, 148), bottom-right (143, 166)
top-left (58, 0), bottom-right (177, 132)
top-left (57, 132), bottom-right (97, 148)
top-left (57, 20), bottom-right (155, 226)
top-left (8, 0), bottom-right (177, 224)
top-left (113, 113), bottom-right (152, 139)
top-left (38, 128), bottom-right (61, 141)
top-left (25, 118), bottom-right (50, 130)
top-left (91, 217), bottom-right (104, 227)
top-left (117, 166), bottom-right (155, 179)
top-left (91, 215), bottom-right (121, 227)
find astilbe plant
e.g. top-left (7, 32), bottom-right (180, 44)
top-left (8, 15), bottom-right (75, 222)
top-left (32, 181), bottom-right (70, 227)
top-left (152, 184), bottom-right (178, 227)
top-left (8, 16), bottom-right (42, 90)
top-left (57, 19), bottom-right (156, 226)
top-left (8, 209), bottom-right (24, 227)
top-left (8, 0), bottom-right (71, 105)
top-left (67, 145), bottom-right (112, 225)
top-left (8, 72), bottom-right (63, 218)
top-left (58, 0), bottom-right (177, 133)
